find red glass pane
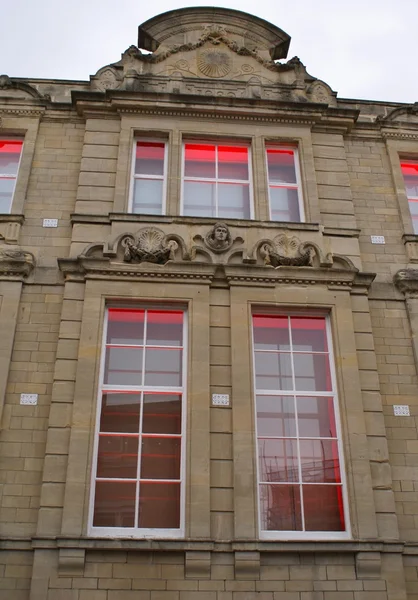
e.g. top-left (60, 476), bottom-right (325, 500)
top-left (266, 148), bottom-right (297, 184)
top-left (258, 439), bottom-right (298, 482)
top-left (218, 146), bottom-right (248, 180)
top-left (299, 439), bottom-right (341, 483)
top-left (401, 162), bottom-right (418, 176)
top-left (303, 485), bottom-right (345, 531)
top-left (138, 481), bottom-right (180, 528)
top-left (0, 141), bottom-right (23, 153)
top-left (290, 317), bottom-right (328, 352)
top-left (107, 309), bottom-right (144, 345)
top-left (142, 393), bottom-right (182, 434)
top-left (135, 142), bottom-right (165, 176)
top-left (100, 392), bottom-right (141, 433)
top-left (93, 480), bottom-right (136, 527)
top-left (146, 311), bottom-right (183, 346)
top-left (297, 396), bottom-right (336, 438)
top-left (184, 144), bottom-right (216, 178)
top-left (256, 395), bottom-right (296, 437)
top-left (260, 484), bottom-right (302, 531)
top-left (140, 436), bottom-right (181, 479)
top-left (253, 315), bottom-right (290, 351)
top-left (97, 435), bottom-right (138, 478)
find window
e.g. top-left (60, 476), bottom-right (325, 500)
top-left (266, 147), bottom-right (304, 222)
top-left (252, 314), bottom-right (348, 539)
top-left (90, 307), bottom-right (186, 537)
top-left (131, 141), bottom-right (167, 215)
top-left (182, 142), bottom-right (252, 219)
top-left (401, 161), bottom-right (418, 233)
top-left (0, 139), bottom-right (23, 213)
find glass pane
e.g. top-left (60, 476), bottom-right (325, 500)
top-left (270, 187), bottom-right (300, 222)
top-left (100, 392), bottom-right (141, 433)
top-left (107, 309), bottom-right (144, 345)
top-left (293, 354), bottom-right (332, 392)
top-left (297, 396), bottom-right (336, 438)
top-left (97, 435), bottom-right (138, 478)
top-left (93, 481), bottom-right (136, 527)
top-left (303, 485), bottom-right (345, 531)
top-left (144, 348), bottom-right (182, 386)
top-left (104, 347), bottom-right (143, 386)
top-left (0, 141), bottom-right (22, 175)
top-left (413, 216), bottom-right (418, 235)
top-left (183, 180), bottom-right (215, 217)
top-left (260, 484), bottom-right (302, 531)
top-left (218, 146), bottom-right (249, 180)
top-left (291, 317), bottom-right (328, 352)
top-left (138, 482), bottom-right (180, 528)
top-left (256, 395), bottom-right (296, 437)
top-left (253, 315), bottom-right (290, 351)
top-left (0, 178), bottom-right (14, 212)
top-left (258, 439), bottom-right (298, 482)
top-left (146, 311), bottom-right (183, 346)
top-left (218, 182), bottom-right (250, 219)
top-left (300, 439), bottom-right (340, 483)
top-left (143, 394), bottom-right (182, 434)
top-left (409, 200), bottom-right (418, 215)
top-left (184, 144), bottom-right (216, 178)
top-left (135, 142), bottom-right (165, 176)
top-left (254, 351), bottom-right (292, 390)
top-left (267, 149), bottom-right (297, 184)
top-left (140, 436), bottom-right (181, 479)
top-left (132, 179), bottom-right (163, 215)
top-left (405, 177), bottom-right (418, 197)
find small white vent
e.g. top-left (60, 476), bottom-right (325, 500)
top-left (43, 218), bottom-right (58, 228)
top-left (371, 235), bottom-right (385, 244)
top-left (212, 394), bottom-right (230, 406)
top-left (393, 405), bottom-right (410, 416)
top-left (20, 393), bottom-right (38, 405)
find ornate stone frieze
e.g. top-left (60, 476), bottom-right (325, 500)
top-left (0, 248), bottom-right (35, 278)
top-left (247, 233), bottom-right (333, 268)
top-left (394, 269), bottom-right (418, 296)
top-left (121, 227), bottom-right (184, 265)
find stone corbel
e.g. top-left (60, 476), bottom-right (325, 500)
top-left (234, 551), bottom-right (260, 580)
top-left (0, 215), bottom-right (24, 244)
top-left (394, 268), bottom-right (418, 296)
top-left (185, 551), bottom-right (211, 579)
top-left (355, 551), bottom-right (381, 579)
top-left (0, 248), bottom-right (35, 279)
top-left (58, 548), bottom-right (85, 577)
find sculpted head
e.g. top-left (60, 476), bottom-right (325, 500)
top-left (213, 223), bottom-right (229, 242)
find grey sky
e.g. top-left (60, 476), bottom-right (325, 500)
top-left (2, 0), bottom-right (417, 104)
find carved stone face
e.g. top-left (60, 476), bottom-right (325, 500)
top-left (214, 225), bottom-right (228, 242)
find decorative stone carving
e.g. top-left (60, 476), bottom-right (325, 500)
top-left (204, 222), bottom-right (233, 253)
top-left (91, 67), bottom-right (122, 91)
top-left (197, 48), bottom-right (232, 78)
top-left (0, 74), bottom-right (12, 89)
top-left (261, 233), bottom-right (313, 267)
top-left (122, 228), bottom-right (179, 264)
top-left (394, 268), bottom-right (418, 296)
top-left (307, 80), bottom-right (336, 106)
top-left (0, 248), bottom-right (35, 277)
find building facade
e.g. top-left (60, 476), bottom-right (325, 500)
top-left (1, 7), bottom-right (418, 600)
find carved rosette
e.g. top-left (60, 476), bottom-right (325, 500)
top-left (121, 228), bottom-right (180, 265)
top-left (197, 49), bottom-right (232, 78)
top-left (0, 248), bottom-right (36, 278)
top-left (260, 234), bottom-right (313, 267)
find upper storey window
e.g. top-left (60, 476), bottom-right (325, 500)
top-left (182, 142), bottom-right (252, 219)
top-left (266, 148), bottom-right (304, 222)
top-left (0, 140), bottom-right (23, 213)
top-left (401, 161), bottom-right (418, 233)
top-left (131, 141), bottom-right (167, 215)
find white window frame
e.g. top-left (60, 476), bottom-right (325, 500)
top-left (180, 140), bottom-right (255, 220)
top-left (251, 311), bottom-right (350, 541)
top-left (88, 305), bottom-right (187, 539)
top-left (401, 159), bottom-right (418, 234)
top-left (265, 145), bottom-right (305, 223)
top-left (128, 139), bottom-right (168, 215)
top-left (0, 138), bottom-right (24, 214)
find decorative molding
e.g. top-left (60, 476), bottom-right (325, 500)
top-left (382, 131), bottom-right (418, 140)
top-left (247, 233), bottom-right (334, 268)
top-left (234, 551), bottom-right (260, 580)
top-left (185, 551), bottom-right (211, 579)
top-left (0, 215), bottom-right (24, 244)
top-left (0, 107), bottom-right (45, 117)
top-left (394, 269), bottom-right (418, 296)
top-left (0, 248), bottom-right (35, 279)
top-left (121, 227), bottom-right (189, 265)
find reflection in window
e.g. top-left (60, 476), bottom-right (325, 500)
top-left (266, 148), bottom-right (303, 222)
top-left (253, 314), bottom-right (346, 535)
top-left (92, 308), bottom-right (185, 535)
top-left (132, 141), bottom-right (166, 215)
top-left (401, 161), bottom-right (418, 233)
top-left (0, 140), bottom-right (23, 213)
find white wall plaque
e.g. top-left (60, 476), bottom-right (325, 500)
top-left (212, 394), bottom-right (230, 406)
top-left (20, 393), bottom-right (38, 405)
top-left (371, 235), bottom-right (385, 244)
top-left (393, 405), bottom-right (410, 416)
top-left (43, 218), bottom-right (58, 228)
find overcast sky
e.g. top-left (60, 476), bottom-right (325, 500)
top-left (2, 0), bottom-right (417, 104)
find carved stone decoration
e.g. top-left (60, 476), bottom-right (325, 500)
top-left (197, 48), bottom-right (232, 78)
top-left (192, 222), bottom-right (244, 263)
top-left (204, 222), bottom-right (233, 253)
top-left (0, 74), bottom-right (12, 89)
top-left (307, 80), bottom-right (337, 107)
top-left (121, 228), bottom-right (180, 265)
top-left (0, 248), bottom-right (35, 277)
top-left (394, 268), bottom-right (418, 296)
top-left (261, 233), bottom-right (313, 267)
top-left (91, 67), bottom-right (122, 91)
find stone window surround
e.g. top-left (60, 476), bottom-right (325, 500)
top-left (55, 277), bottom-right (380, 542)
top-left (112, 116), bottom-right (321, 224)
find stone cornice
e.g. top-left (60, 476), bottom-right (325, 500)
top-left (0, 248), bottom-right (36, 280)
top-left (394, 269), bottom-right (418, 296)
